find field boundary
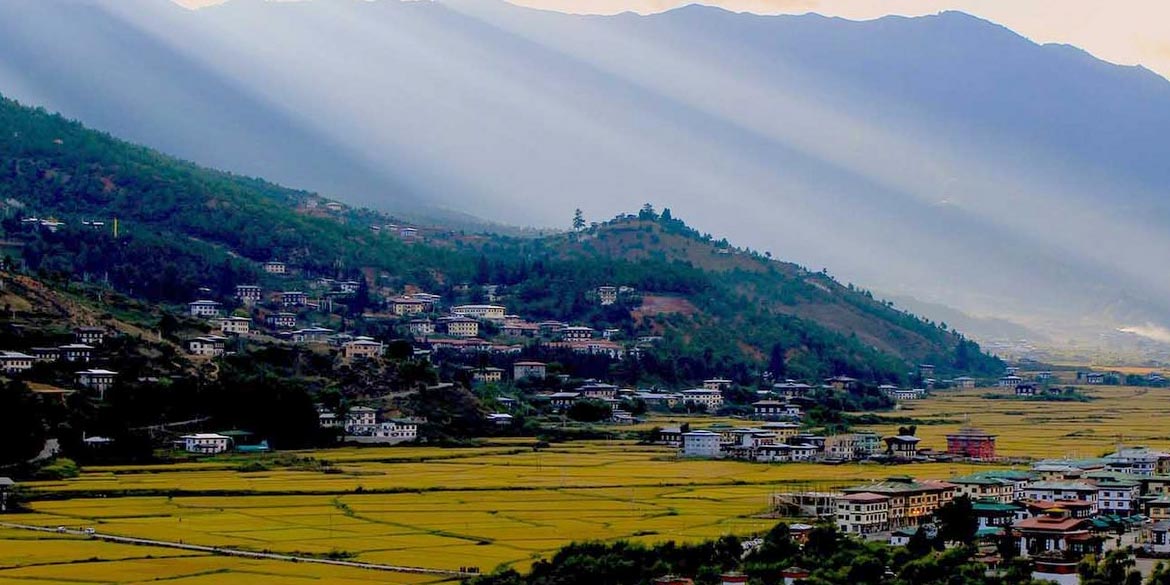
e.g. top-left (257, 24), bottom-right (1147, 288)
top-left (0, 521), bottom-right (472, 578)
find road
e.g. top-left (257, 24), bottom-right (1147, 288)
top-left (0, 521), bottom-right (473, 578)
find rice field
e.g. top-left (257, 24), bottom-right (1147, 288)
top-left (887, 385), bottom-right (1170, 458)
top-left (6, 385), bottom-right (1168, 581)
top-left (0, 527), bottom-right (451, 585)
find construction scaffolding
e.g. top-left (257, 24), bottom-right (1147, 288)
top-left (771, 487), bottom-right (842, 520)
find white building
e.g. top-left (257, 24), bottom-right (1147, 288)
top-left (58, 344), bottom-right (94, 362)
top-left (367, 420), bottom-right (418, 443)
top-left (263, 261), bottom-right (287, 274)
top-left (1104, 447), bottom-right (1170, 476)
top-left (76, 369), bottom-right (118, 399)
top-left (1095, 479), bottom-right (1141, 516)
top-left (681, 430), bottom-right (722, 458)
top-left (0, 351), bottom-right (35, 374)
top-left (235, 284), bottom-right (262, 304)
top-left (450, 305), bottom-right (506, 321)
top-left (1023, 481), bottom-right (1099, 513)
top-left (187, 336), bottom-right (227, 357)
top-left (214, 316), bottom-right (251, 335)
top-left (345, 406), bottom-right (378, 434)
top-left (513, 361), bottom-right (547, 380)
top-left (188, 300), bottom-right (222, 318)
top-left (836, 493), bottom-right (890, 535)
top-left (681, 388), bottom-right (724, 411)
top-left (183, 433), bottom-right (231, 454)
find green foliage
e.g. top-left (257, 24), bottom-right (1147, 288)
top-left (566, 399), bottom-right (612, 423)
top-left (0, 381), bottom-right (49, 466)
top-left (33, 457), bottom-right (80, 480)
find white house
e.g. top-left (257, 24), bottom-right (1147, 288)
top-left (263, 261), bottom-right (287, 274)
top-left (681, 388), bottom-right (724, 411)
top-left (214, 316), bottom-right (251, 335)
top-left (681, 430), bottom-right (722, 458)
top-left (836, 493), bottom-right (890, 535)
top-left (0, 351), bottom-right (35, 374)
top-left (1023, 481), bottom-right (1099, 513)
top-left (235, 284), bottom-right (262, 304)
top-left (58, 344), bottom-right (94, 362)
top-left (366, 420), bottom-right (419, 444)
top-left (513, 361), bottom-right (547, 380)
top-left (76, 369), bottom-right (117, 398)
top-left (266, 312), bottom-right (297, 329)
top-left (561, 326), bottom-right (596, 341)
top-left (1095, 479), bottom-right (1141, 516)
top-left (183, 433), bottom-right (231, 454)
top-left (450, 305), bottom-right (506, 321)
top-left (187, 336), bottom-right (227, 357)
top-left (188, 300), bottom-right (222, 318)
top-left (345, 406), bottom-right (378, 434)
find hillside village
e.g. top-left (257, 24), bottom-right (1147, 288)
top-left (8, 97), bottom-right (1170, 585)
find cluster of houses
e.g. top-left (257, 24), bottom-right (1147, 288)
top-left (821, 446), bottom-right (1170, 582)
top-left (184, 278), bottom-right (647, 362)
top-left (0, 326), bottom-right (119, 399)
top-left (671, 423), bottom-right (999, 465)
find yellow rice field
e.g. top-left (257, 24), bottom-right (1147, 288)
top-left (5, 385), bottom-right (1168, 581)
top-left (888, 385), bottom-right (1170, 458)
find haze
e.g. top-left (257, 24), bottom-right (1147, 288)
top-left (175, 0), bottom-right (1170, 82)
top-left (4, 0), bottom-right (1170, 352)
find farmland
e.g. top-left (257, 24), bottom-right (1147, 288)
top-left (5, 386), bottom-right (1170, 582)
top-left (886, 385), bottom-right (1170, 458)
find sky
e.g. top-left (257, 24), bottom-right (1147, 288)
top-left (173, 0), bottom-right (1170, 81)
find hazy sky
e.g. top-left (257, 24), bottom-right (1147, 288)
top-left (174, 0), bottom-right (1170, 80)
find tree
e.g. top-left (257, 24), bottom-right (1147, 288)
top-left (567, 399), bottom-right (612, 423)
top-left (638, 203), bottom-right (658, 221)
top-left (934, 495), bottom-right (978, 546)
top-left (0, 381), bottom-right (47, 465)
top-left (572, 209), bottom-right (585, 231)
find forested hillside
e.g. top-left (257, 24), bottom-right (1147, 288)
top-left (0, 95), bottom-right (1002, 384)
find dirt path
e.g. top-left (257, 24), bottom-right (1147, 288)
top-left (0, 521), bottom-right (472, 578)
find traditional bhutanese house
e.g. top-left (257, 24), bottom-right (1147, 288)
top-left (825, 375), bottom-right (858, 390)
top-left (752, 400), bottom-right (790, 419)
top-left (998, 375), bottom-right (1024, 388)
top-left (883, 435), bottom-right (921, 459)
top-left (58, 343), bottom-right (94, 362)
top-left (74, 326), bottom-right (107, 346)
top-left (390, 296), bottom-right (429, 316)
top-left (1144, 494), bottom-right (1170, 521)
top-left (547, 391), bottom-right (581, 411)
top-left (780, 568), bottom-right (810, 585)
top-left (952, 376), bottom-right (977, 389)
top-left (772, 381), bottom-right (813, 399)
top-left (1013, 509), bottom-right (1101, 560)
top-left (407, 319), bottom-right (435, 337)
top-left (945, 426), bottom-right (997, 460)
top-left (835, 492), bottom-right (890, 535)
top-left (472, 367), bottom-right (504, 384)
top-left (950, 475), bottom-right (1016, 504)
top-left (1150, 521), bottom-right (1170, 554)
top-left (1023, 482), bottom-right (1099, 513)
top-left (972, 499), bottom-right (1022, 530)
top-left (760, 421), bottom-right (801, 440)
top-left (0, 351), bottom-right (35, 374)
top-left (843, 477), bottom-right (951, 529)
top-left (1022, 499), bottom-right (1095, 520)
top-left (512, 361), bottom-right (547, 380)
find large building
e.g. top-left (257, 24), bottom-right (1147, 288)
top-left (451, 305), bottom-right (506, 321)
top-left (188, 300), bottom-right (221, 318)
top-left (513, 361), bottom-right (547, 380)
top-left (945, 426), bottom-right (997, 460)
top-left (680, 388), bottom-right (724, 411)
top-left (681, 430), bottom-right (722, 458)
top-left (836, 493), bottom-right (890, 535)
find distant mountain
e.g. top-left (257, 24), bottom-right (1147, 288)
top-left (2, 0), bottom-right (1169, 349)
top-left (0, 95), bottom-right (1002, 382)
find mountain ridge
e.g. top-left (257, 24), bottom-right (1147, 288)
top-left (0, 93), bottom-right (1003, 382)
top-left (3, 0), bottom-right (1168, 350)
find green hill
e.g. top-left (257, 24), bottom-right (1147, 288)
top-left (0, 94), bottom-right (1002, 385)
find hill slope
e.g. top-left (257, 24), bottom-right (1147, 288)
top-left (0, 95), bottom-right (1001, 383)
top-left (1, 0), bottom-right (1169, 345)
